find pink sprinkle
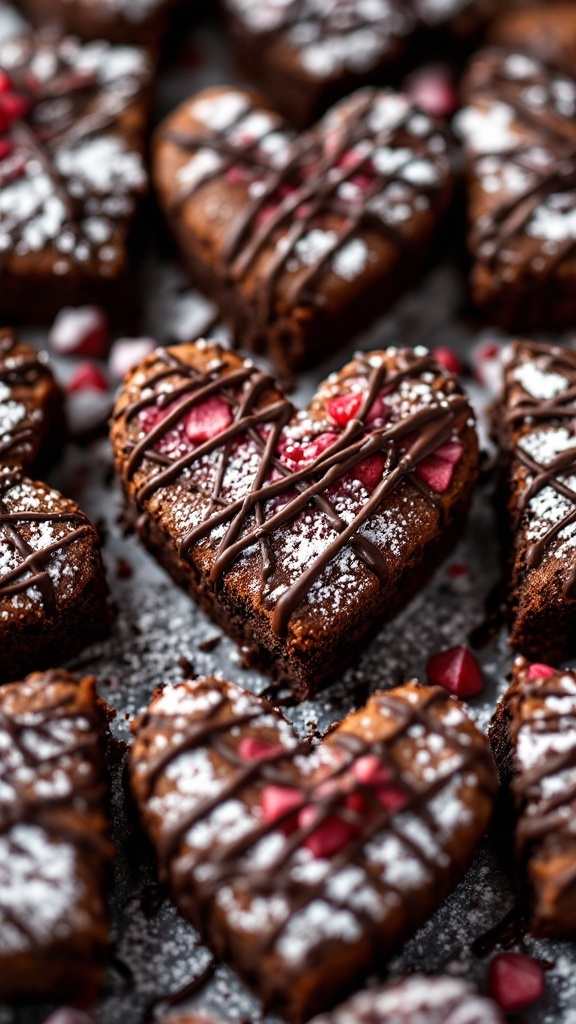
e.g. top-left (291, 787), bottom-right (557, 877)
top-left (488, 953), bottom-right (545, 1013)
top-left (427, 645), bottom-right (484, 698)
top-left (404, 64), bottom-right (458, 119)
top-left (238, 737), bottom-right (283, 762)
top-left (527, 663), bottom-right (557, 680)
top-left (49, 306), bottom-right (109, 358)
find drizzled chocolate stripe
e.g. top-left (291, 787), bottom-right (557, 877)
top-left (504, 341), bottom-right (576, 595)
top-left (133, 680), bottom-right (496, 963)
top-left (161, 88), bottom-right (449, 320)
top-left (0, 471), bottom-right (93, 615)
top-left (465, 49), bottom-right (576, 272)
top-left (119, 346), bottom-right (466, 637)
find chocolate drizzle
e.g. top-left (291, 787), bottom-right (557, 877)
top-left (160, 87), bottom-right (450, 322)
top-left (463, 47), bottom-right (576, 277)
top-left (132, 678), bottom-right (497, 985)
top-left (0, 470), bottom-right (94, 614)
top-left (503, 340), bottom-right (576, 594)
top-left (117, 344), bottom-right (469, 637)
top-left (0, 669), bottom-right (112, 951)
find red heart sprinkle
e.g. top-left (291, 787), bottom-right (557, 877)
top-left (488, 952), bottom-right (545, 1013)
top-left (427, 645), bottom-right (484, 698)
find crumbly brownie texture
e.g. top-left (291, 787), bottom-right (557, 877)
top-left (456, 44), bottom-right (576, 331)
top-left (310, 975), bottom-right (504, 1024)
top-left (130, 677), bottom-right (497, 1022)
top-left (0, 31), bottom-right (152, 323)
top-left (153, 86), bottom-right (454, 375)
top-left (0, 668), bottom-right (113, 998)
top-left (488, 3), bottom-right (576, 76)
top-left (223, 0), bottom-right (498, 128)
top-left (111, 341), bottom-right (478, 699)
top-left (489, 656), bottom-right (576, 938)
top-left (15, 0), bottom-right (177, 45)
top-left (496, 339), bottom-right (576, 663)
top-left (0, 468), bottom-right (109, 683)
top-left (0, 328), bottom-right (64, 470)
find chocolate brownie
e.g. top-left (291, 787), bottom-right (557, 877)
top-left (0, 668), bottom-right (113, 998)
top-left (310, 976), bottom-right (504, 1024)
top-left (130, 677), bottom-right (498, 1022)
top-left (0, 327), bottom-right (64, 470)
top-left (490, 656), bottom-right (576, 938)
top-left (153, 86), bottom-right (454, 375)
top-left (111, 341), bottom-right (479, 699)
top-left (496, 339), bottom-right (576, 663)
top-left (15, 0), bottom-right (177, 45)
top-left (488, 3), bottom-right (576, 76)
top-left (456, 43), bottom-right (576, 330)
top-left (0, 467), bottom-right (109, 684)
top-left (222, 0), bottom-right (500, 128)
top-left (0, 29), bottom-right (152, 323)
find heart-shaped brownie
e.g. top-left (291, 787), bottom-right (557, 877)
top-left (0, 29), bottom-right (151, 322)
top-left (130, 676), bottom-right (498, 1022)
top-left (223, 0), bottom-right (498, 128)
top-left (0, 467), bottom-right (109, 683)
top-left (0, 328), bottom-right (64, 470)
top-left (111, 341), bottom-right (478, 699)
top-left (0, 668), bottom-right (112, 999)
top-left (153, 86), bottom-right (454, 374)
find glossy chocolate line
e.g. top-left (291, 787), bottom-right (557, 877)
top-left (120, 347), bottom-right (465, 636)
top-left (136, 681), bottom-right (495, 961)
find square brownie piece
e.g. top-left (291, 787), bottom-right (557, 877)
top-left (490, 656), bottom-right (576, 938)
top-left (0, 669), bottom-right (113, 999)
top-left (497, 339), bottom-right (576, 663)
top-left (457, 43), bottom-right (576, 330)
top-left (0, 29), bottom-right (152, 323)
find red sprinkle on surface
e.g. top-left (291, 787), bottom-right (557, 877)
top-left (488, 953), bottom-right (545, 1013)
top-left (432, 346), bottom-right (462, 376)
top-left (67, 362), bottom-right (109, 394)
top-left (185, 395), bottom-right (233, 445)
top-left (261, 785), bottom-right (303, 827)
top-left (238, 737), bottom-right (283, 762)
top-left (427, 645), bottom-right (484, 698)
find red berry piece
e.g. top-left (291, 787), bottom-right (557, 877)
top-left (108, 337), bottom-right (155, 380)
top-left (488, 952), bottom-right (545, 1013)
top-left (261, 785), bottom-right (303, 827)
top-left (404, 64), bottom-right (459, 119)
top-left (354, 453), bottom-right (386, 491)
top-left (527, 663), bottom-right (557, 680)
top-left (237, 737), bottom-right (283, 762)
top-left (0, 72), bottom-right (12, 93)
top-left (299, 806), bottom-right (357, 859)
top-left (415, 441), bottom-right (463, 493)
top-left (432, 346), bottom-right (462, 377)
top-left (50, 306), bottom-right (109, 358)
top-left (67, 362), bottom-right (109, 394)
top-left (0, 91), bottom-right (27, 120)
top-left (427, 645), bottom-right (484, 698)
top-left (185, 395), bottom-right (233, 445)
top-left (286, 432), bottom-right (338, 467)
top-left (351, 755), bottom-right (406, 812)
top-left (326, 390), bottom-right (363, 426)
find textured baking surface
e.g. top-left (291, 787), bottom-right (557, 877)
top-left (2, 11), bottom-right (576, 1024)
